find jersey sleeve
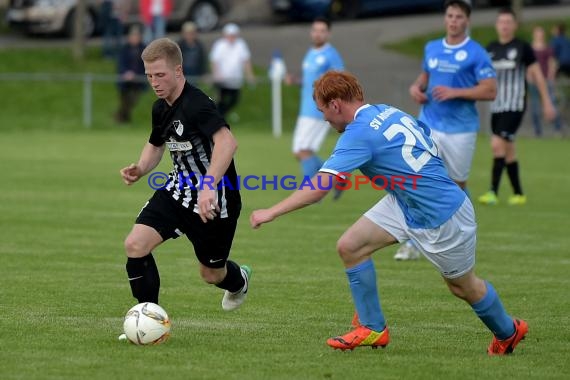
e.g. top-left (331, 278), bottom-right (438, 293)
top-left (320, 131), bottom-right (371, 177)
top-left (474, 44), bottom-right (496, 81)
top-left (328, 47), bottom-right (344, 70)
top-left (148, 101), bottom-right (166, 146)
top-left (522, 41), bottom-right (537, 67)
top-left (194, 93), bottom-right (228, 138)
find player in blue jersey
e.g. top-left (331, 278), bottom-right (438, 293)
top-left (287, 17), bottom-right (344, 195)
top-left (397, 0), bottom-right (497, 260)
top-left (250, 71), bottom-right (527, 355)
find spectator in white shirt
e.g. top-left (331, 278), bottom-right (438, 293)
top-left (209, 23), bottom-right (255, 116)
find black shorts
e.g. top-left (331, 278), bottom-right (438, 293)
top-left (491, 111), bottom-right (525, 142)
top-left (135, 190), bottom-right (241, 268)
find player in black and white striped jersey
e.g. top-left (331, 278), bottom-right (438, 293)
top-left (479, 8), bottom-right (556, 206)
top-left (119, 38), bottom-right (251, 313)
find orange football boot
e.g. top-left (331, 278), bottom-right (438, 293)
top-left (327, 325), bottom-right (390, 351)
top-left (487, 319), bottom-right (528, 355)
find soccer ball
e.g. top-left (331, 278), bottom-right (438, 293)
top-left (123, 302), bottom-right (171, 345)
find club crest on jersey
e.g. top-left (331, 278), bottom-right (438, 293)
top-left (173, 120), bottom-right (184, 136)
top-left (507, 48), bottom-right (518, 60)
top-left (455, 50), bottom-right (467, 62)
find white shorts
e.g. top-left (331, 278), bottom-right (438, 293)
top-left (430, 130), bottom-right (477, 182)
top-left (292, 116), bottom-right (330, 154)
top-left (364, 194), bottom-right (477, 279)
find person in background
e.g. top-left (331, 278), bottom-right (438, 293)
top-left (478, 8), bottom-right (556, 206)
top-left (209, 23), bottom-right (255, 117)
top-left (398, 0), bottom-right (496, 260)
top-left (287, 17), bottom-right (344, 195)
top-left (140, 0), bottom-right (173, 44)
top-left (115, 25), bottom-right (146, 124)
top-left (528, 25), bottom-right (563, 137)
top-left (550, 23), bottom-right (570, 78)
top-left (99, 0), bottom-right (126, 59)
top-left (177, 21), bottom-right (208, 85)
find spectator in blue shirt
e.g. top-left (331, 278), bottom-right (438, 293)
top-left (551, 23), bottom-right (570, 77)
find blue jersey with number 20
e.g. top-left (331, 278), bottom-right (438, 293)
top-left (321, 104), bottom-right (466, 229)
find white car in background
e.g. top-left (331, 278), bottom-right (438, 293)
top-left (6, 0), bottom-right (232, 37)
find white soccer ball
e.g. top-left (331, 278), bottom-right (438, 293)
top-left (123, 302), bottom-right (171, 345)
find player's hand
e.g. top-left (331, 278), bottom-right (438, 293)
top-left (409, 84), bottom-right (428, 104)
top-left (543, 100), bottom-right (557, 122)
top-left (431, 85), bottom-right (456, 101)
top-left (197, 188), bottom-right (220, 223)
top-left (120, 163), bottom-right (140, 185)
top-left (250, 209), bottom-right (275, 229)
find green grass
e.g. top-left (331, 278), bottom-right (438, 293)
top-left (0, 47), bottom-right (299, 133)
top-left (1, 29), bottom-right (569, 380)
top-left (0, 128), bottom-right (569, 380)
top-left (383, 19), bottom-right (569, 58)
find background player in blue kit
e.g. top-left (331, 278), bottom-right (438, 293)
top-left (398, 0), bottom-right (497, 260)
top-left (250, 71), bottom-right (527, 355)
top-left (287, 17), bottom-right (344, 191)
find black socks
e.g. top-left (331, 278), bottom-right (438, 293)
top-left (491, 158), bottom-right (523, 195)
top-left (491, 157), bottom-right (506, 194)
top-left (215, 260), bottom-right (245, 293)
top-left (126, 253), bottom-right (160, 304)
top-left (506, 161), bottom-right (523, 195)
top-left (126, 256), bottom-right (245, 302)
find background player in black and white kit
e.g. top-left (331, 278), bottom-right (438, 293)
top-left (119, 38), bottom-right (251, 312)
top-left (478, 8), bottom-right (556, 206)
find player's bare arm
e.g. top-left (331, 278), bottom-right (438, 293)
top-left (409, 72), bottom-right (429, 104)
top-left (432, 77), bottom-right (497, 102)
top-left (250, 173), bottom-right (334, 229)
top-left (198, 126), bottom-right (237, 223)
top-left (120, 143), bottom-right (165, 185)
top-left (527, 62), bottom-right (556, 121)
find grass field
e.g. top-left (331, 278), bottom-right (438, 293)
top-left (0, 127), bottom-right (569, 380)
top-left (1, 21), bottom-right (569, 380)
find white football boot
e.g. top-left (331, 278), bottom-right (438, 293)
top-left (222, 265), bottom-right (252, 311)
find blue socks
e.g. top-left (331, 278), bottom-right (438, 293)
top-left (471, 281), bottom-right (515, 339)
top-left (346, 259), bottom-right (385, 332)
top-left (346, 263), bottom-right (514, 339)
top-left (300, 155), bottom-right (323, 179)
